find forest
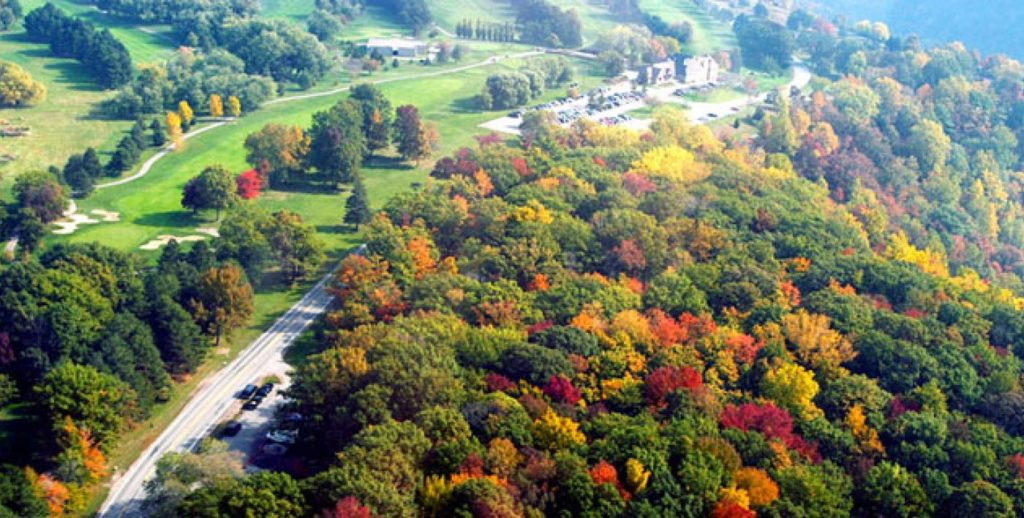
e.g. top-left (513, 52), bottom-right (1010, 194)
top-left (6, 0), bottom-right (1024, 516)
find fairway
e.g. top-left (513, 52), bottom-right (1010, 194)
top-left (639, 0), bottom-right (738, 54)
top-left (59, 55), bottom-right (607, 255)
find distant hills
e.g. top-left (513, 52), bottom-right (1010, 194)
top-left (810, 0), bottom-right (1024, 58)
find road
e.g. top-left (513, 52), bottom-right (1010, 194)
top-left (98, 271), bottom-right (337, 517)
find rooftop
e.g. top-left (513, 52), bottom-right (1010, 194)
top-left (366, 37), bottom-right (425, 49)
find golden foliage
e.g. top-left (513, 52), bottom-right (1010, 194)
top-left (733, 467), bottom-right (780, 508)
top-left (532, 409), bottom-right (586, 449)
top-left (782, 311), bottom-right (856, 369)
top-left (631, 146), bottom-right (710, 185)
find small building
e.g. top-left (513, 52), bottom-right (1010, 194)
top-left (365, 38), bottom-right (429, 58)
top-left (679, 55), bottom-right (720, 85)
top-left (639, 60), bottom-right (677, 86)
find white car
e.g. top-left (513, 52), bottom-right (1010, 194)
top-left (266, 429), bottom-right (298, 444)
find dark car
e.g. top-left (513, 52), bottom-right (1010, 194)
top-left (256, 383), bottom-right (274, 398)
top-left (220, 421), bottom-right (242, 437)
top-left (242, 395), bottom-right (263, 410)
top-left (238, 384), bottom-right (257, 399)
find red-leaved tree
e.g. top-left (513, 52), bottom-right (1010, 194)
top-left (544, 375), bottom-right (582, 405)
top-left (645, 366), bottom-right (703, 407)
top-left (236, 169), bottom-right (263, 199)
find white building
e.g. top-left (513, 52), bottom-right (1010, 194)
top-left (680, 55), bottom-right (720, 85)
top-left (365, 38), bottom-right (429, 58)
top-left (640, 60), bottom-right (677, 86)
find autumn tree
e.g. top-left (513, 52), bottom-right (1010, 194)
top-left (166, 111), bottom-right (184, 150)
top-left (393, 105), bottom-right (434, 165)
top-left (208, 93), bottom-right (224, 118)
top-left (0, 60), bottom-right (45, 107)
top-left (243, 123), bottom-right (309, 186)
top-left (227, 95), bottom-right (242, 117)
top-left (190, 264), bottom-right (254, 347)
top-left (181, 165), bottom-right (240, 219)
top-left (235, 169), bottom-right (263, 200)
top-left (178, 100), bottom-right (194, 126)
top-left (350, 83), bottom-right (393, 156)
top-left (264, 210), bottom-right (326, 281)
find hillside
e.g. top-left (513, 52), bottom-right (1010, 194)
top-left (813, 0), bottom-right (1024, 58)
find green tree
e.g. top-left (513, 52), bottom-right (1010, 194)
top-left (181, 165), bottom-right (240, 219)
top-left (859, 462), bottom-right (933, 518)
top-left (0, 465), bottom-right (48, 518)
top-left (308, 99), bottom-right (365, 186)
top-left (34, 362), bottom-right (138, 445)
top-left (148, 295), bottom-right (208, 375)
top-left (393, 104), bottom-right (433, 165)
top-left (264, 210), bottom-right (325, 282)
top-left (344, 175), bottom-right (372, 229)
top-left (350, 84), bottom-right (393, 156)
top-left (150, 117), bottom-right (165, 147)
top-left (13, 169), bottom-right (66, 223)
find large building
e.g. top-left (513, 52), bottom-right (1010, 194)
top-left (639, 60), bottom-right (677, 86)
top-left (365, 38), bottom-right (429, 58)
top-left (679, 55), bottom-right (720, 85)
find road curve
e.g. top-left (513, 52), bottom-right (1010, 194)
top-left (98, 272), bottom-right (337, 517)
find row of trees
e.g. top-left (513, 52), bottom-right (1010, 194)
top-left (243, 84), bottom-right (436, 188)
top-left (365, 0), bottom-right (431, 34)
top-left (513, 0), bottom-right (583, 48)
top-left (23, 3), bottom-right (133, 89)
top-left (477, 58), bottom-right (575, 110)
top-left (90, 0), bottom-right (258, 23)
top-left (455, 19), bottom-right (516, 42)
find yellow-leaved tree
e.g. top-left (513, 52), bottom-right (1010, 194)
top-left (178, 100), bottom-right (194, 124)
top-left (782, 311), bottom-right (856, 370)
top-left (532, 409), bottom-right (585, 450)
top-left (227, 95), bottom-right (242, 117)
top-left (631, 145), bottom-right (710, 185)
top-left (166, 111), bottom-right (184, 151)
top-left (761, 360), bottom-right (823, 420)
top-left (209, 94), bottom-right (224, 118)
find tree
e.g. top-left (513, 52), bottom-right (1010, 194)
top-left (350, 83), bottom-right (393, 156)
top-left (227, 95), bottom-right (242, 117)
top-left (907, 119), bottom-right (952, 172)
top-left (13, 169), bottom-right (66, 223)
top-left (150, 117), bottom-right (165, 147)
top-left (181, 165), bottom-right (240, 219)
top-left (235, 169), bottom-right (263, 200)
top-left (859, 462), bottom-right (932, 518)
top-left (190, 264), bottom-right (254, 348)
top-left (147, 295), bottom-right (207, 375)
top-left (344, 175), bottom-right (372, 229)
top-left (264, 210), bottom-right (325, 281)
top-left (0, 0), bottom-right (23, 32)
top-left (178, 100), bottom-right (194, 126)
top-left (393, 105), bottom-right (433, 165)
top-left (34, 362), bottom-right (138, 445)
top-left (208, 94), bottom-right (223, 118)
top-left (244, 124), bottom-right (309, 186)
top-left (0, 465), bottom-right (48, 518)
top-left (944, 480), bottom-right (1014, 518)
top-left (308, 99), bottom-right (366, 185)
top-left (0, 60), bottom-right (45, 107)
top-left (143, 439), bottom-right (244, 517)
top-left (167, 111), bottom-right (184, 150)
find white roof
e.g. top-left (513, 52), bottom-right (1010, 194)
top-left (366, 38), bottom-right (424, 49)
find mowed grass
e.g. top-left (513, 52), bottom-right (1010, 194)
top-left (638, 0), bottom-right (737, 54)
top-left (260, 0), bottom-right (315, 21)
top-left (19, 0), bottom-right (177, 63)
top-left (1, 0), bottom-right (177, 192)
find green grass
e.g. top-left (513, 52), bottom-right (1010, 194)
top-left (260, 0), bottom-right (315, 21)
top-left (638, 0), bottom-right (737, 54)
top-left (20, 0), bottom-right (177, 63)
top-left (431, 0), bottom-right (516, 30)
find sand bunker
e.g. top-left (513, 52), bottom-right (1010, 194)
top-left (139, 235), bottom-right (208, 251)
top-left (49, 202), bottom-right (121, 235)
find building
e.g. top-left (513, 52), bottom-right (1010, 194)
top-left (639, 60), bottom-right (677, 86)
top-left (365, 38), bottom-right (429, 59)
top-left (679, 55), bottom-right (720, 85)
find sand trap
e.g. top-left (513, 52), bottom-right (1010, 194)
top-left (50, 201), bottom-right (121, 235)
top-left (195, 227), bottom-right (220, 238)
top-left (90, 209), bottom-right (121, 222)
top-left (139, 235), bottom-right (208, 251)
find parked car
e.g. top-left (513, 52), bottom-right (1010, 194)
top-left (238, 384), bottom-right (257, 399)
top-left (256, 383), bottom-right (274, 398)
top-left (221, 421), bottom-right (243, 437)
top-left (267, 429), bottom-right (298, 444)
top-left (243, 395), bottom-right (264, 410)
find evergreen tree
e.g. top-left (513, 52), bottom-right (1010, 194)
top-left (344, 175), bottom-right (372, 228)
top-left (151, 117), bottom-right (166, 147)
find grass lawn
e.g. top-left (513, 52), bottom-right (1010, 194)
top-left (638, 0), bottom-right (737, 54)
top-left (260, 0), bottom-right (315, 21)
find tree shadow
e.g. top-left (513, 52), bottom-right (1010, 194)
top-left (315, 224), bottom-right (349, 235)
top-left (364, 156), bottom-right (415, 170)
top-left (132, 211), bottom-right (206, 228)
top-left (270, 182), bottom-right (342, 195)
top-left (451, 96), bottom-right (485, 114)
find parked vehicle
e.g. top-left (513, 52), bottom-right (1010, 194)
top-left (221, 421), bottom-right (243, 437)
top-left (267, 429), bottom-right (298, 444)
top-left (243, 395), bottom-right (264, 410)
top-left (238, 384), bottom-right (257, 399)
top-left (256, 383), bottom-right (274, 398)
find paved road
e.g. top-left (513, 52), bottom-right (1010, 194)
top-left (98, 271), bottom-right (337, 517)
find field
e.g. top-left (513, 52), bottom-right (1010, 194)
top-left (639, 0), bottom-right (737, 54)
top-left (0, 0), bottom-right (177, 192)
